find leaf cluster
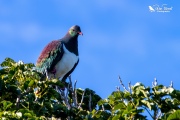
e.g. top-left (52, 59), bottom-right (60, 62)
top-left (0, 58), bottom-right (180, 120)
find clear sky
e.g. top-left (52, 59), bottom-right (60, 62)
top-left (0, 0), bottom-right (180, 100)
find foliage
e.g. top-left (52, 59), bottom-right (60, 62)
top-left (96, 80), bottom-right (180, 120)
top-left (0, 58), bottom-right (180, 120)
top-left (0, 58), bottom-right (101, 119)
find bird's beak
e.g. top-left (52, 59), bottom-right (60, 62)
top-left (78, 32), bottom-right (83, 36)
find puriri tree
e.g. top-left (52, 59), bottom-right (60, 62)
top-left (0, 58), bottom-right (180, 120)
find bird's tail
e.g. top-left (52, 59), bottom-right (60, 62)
top-left (32, 66), bottom-right (47, 81)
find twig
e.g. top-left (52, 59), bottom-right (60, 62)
top-left (45, 69), bottom-right (49, 79)
top-left (56, 86), bottom-right (71, 109)
top-left (118, 76), bottom-right (134, 106)
top-left (128, 81), bottom-right (131, 94)
top-left (16, 95), bottom-right (20, 109)
top-left (78, 89), bottom-right (86, 109)
top-left (69, 76), bottom-right (77, 107)
top-left (74, 80), bottom-right (78, 107)
top-left (66, 82), bottom-right (70, 99)
top-left (118, 76), bottom-right (128, 92)
top-left (59, 89), bottom-right (71, 109)
top-left (89, 94), bottom-right (92, 112)
top-left (157, 109), bottom-right (162, 119)
top-left (143, 106), bottom-right (154, 119)
top-left (17, 88), bottom-right (32, 108)
top-left (73, 80), bottom-right (77, 92)
top-left (154, 108), bottom-right (159, 120)
top-left (102, 104), bottom-right (105, 111)
top-left (152, 78), bottom-right (158, 87)
top-left (116, 86), bottom-right (120, 91)
top-left (169, 81), bottom-right (173, 88)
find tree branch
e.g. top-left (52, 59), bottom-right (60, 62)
top-left (78, 89), bottom-right (86, 109)
top-left (116, 86), bottom-right (120, 91)
top-left (89, 94), bottom-right (92, 112)
top-left (143, 106), bottom-right (154, 119)
top-left (69, 76), bottom-right (77, 107)
top-left (74, 80), bottom-right (78, 107)
top-left (59, 89), bottom-right (71, 109)
top-left (118, 75), bottom-right (128, 92)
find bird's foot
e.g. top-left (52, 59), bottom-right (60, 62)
top-left (50, 68), bottom-right (56, 78)
top-left (56, 86), bottom-right (65, 93)
top-left (50, 68), bottom-right (56, 75)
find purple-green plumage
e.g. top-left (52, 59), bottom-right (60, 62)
top-left (36, 40), bottom-right (63, 73)
top-left (36, 25), bottom-right (83, 81)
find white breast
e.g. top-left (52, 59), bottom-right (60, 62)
top-left (53, 44), bottom-right (79, 79)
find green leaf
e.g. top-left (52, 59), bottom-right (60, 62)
top-left (112, 115), bottom-right (120, 120)
top-left (97, 99), bottom-right (108, 106)
top-left (114, 103), bottom-right (126, 111)
top-left (47, 79), bottom-right (64, 88)
top-left (141, 100), bottom-right (151, 110)
top-left (140, 90), bottom-right (148, 98)
top-left (167, 110), bottom-right (180, 120)
top-left (28, 80), bottom-right (35, 87)
top-left (24, 113), bottom-right (32, 118)
top-left (1, 101), bottom-right (13, 110)
top-left (95, 111), bottom-right (101, 118)
top-left (127, 104), bottom-right (132, 111)
top-left (1, 58), bottom-right (15, 67)
top-left (124, 92), bottom-right (131, 99)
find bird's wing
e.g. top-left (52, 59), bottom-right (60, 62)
top-left (36, 40), bottom-right (64, 74)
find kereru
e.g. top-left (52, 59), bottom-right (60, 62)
top-left (36, 25), bottom-right (83, 82)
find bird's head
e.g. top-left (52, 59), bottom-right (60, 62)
top-left (69, 25), bottom-right (83, 37)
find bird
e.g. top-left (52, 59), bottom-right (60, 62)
top-left (36, 25), bottom-right (83, 82)
top-left (149, 6), bottom-right (155, 12)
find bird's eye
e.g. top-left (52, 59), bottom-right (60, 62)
top-left (72, 29), bottom-right (75, 31)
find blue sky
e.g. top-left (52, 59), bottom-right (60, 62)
top-left (0, 0), bottom-right (180, 101)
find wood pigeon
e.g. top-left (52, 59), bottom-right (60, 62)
top-left (36, 25), bottom-right (83, 82)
